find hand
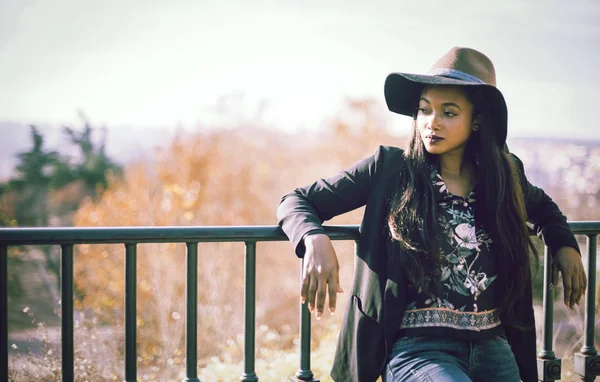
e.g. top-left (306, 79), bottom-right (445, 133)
top-left (552, 246), bottom-right (587, 310)
top-left (302, 233), bottom-right (344, 319)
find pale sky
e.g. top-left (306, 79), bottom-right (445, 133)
top-left (1, 0), bottom-right (599, 138)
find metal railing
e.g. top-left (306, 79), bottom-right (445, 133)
top-left (0, 222), bottom-right (598, 382)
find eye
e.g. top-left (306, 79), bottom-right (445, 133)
top-left (444, 111), bottom-right (456, 117)
top-left (417, 107), bottom-right (429, 114)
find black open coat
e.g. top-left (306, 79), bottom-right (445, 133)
top-left (277, 145), bottom-right (579, 382)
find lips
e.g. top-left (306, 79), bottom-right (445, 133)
top-left (425, 134), bottom-right (444, 142)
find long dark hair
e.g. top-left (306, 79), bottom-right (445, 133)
top-left (387, 86), bottom-right (537, 329)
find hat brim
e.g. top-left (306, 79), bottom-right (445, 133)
top-left (384, 73), bottom-right (508, 146)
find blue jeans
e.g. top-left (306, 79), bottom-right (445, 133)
top-left (382, 335), bottom-right (520, 382)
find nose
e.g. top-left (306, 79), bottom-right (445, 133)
top-left (425, 113), bottom-right (440, 131)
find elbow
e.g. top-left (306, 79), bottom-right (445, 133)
top-left (276, 192), bottom-right (295, 223)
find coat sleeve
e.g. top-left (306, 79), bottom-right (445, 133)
top-left (510, 153), bottom-right (580, 255)
top-left (505, 279), bottom-right (538, 382)
top-left (277, 145), bottom-right (390, 257)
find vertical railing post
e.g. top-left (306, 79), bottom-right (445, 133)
top-left (574, 234), bottom-right (600, 381)
top-left (290, 257), bottom-right (319, 382)
top-left (125, 243), bottom-right (137, 382)
top-left (580, 235), bottom-right (598, 356)
top-left (1, 245), bottom-right (8, 381)
top-left (61, 244), bottom-right (74, 382)
top-left (241, 241), bottom-right (259, 382)
top-left (183, 242), bottom-right (200, 382)
top-left (537, 246), bottom-right (561, 381)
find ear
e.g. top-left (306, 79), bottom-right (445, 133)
top-left (472, 114), bottom-right (483, 131)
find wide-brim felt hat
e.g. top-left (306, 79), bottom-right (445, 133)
top-left (384, 47), bottom-right (508, 146)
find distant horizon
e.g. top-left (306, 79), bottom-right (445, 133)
top-left (1, 117), bottom-right (598, 144)
top-left (1, 118), bottom-right (598, 186)
top-left (0, 118), bottom-right (597, 143)
top-left (0, 107), bottom-right (596, 141)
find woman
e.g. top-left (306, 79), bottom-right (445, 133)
top-left (277, 47), bottom-right (587, 382)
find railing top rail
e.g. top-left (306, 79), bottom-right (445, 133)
top-left (0, 221), bottom-right (597, 246)
top-left (0, 225), bottom-right (361, 245)
top-left (565, 221), bottom-right (600, 235)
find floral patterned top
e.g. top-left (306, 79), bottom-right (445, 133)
top-left (398, 164), bottom-right (503, 340)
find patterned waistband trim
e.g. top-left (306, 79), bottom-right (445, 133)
top-left (399, 307), bottom-right (501, 331)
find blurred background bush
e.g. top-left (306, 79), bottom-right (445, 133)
top-left (2, 98), bottom-right (598, 381)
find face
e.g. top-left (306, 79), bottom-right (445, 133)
top-left (416, 85), bottom-right (477, 157)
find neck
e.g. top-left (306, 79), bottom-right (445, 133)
top-left (439, 151), bottom-right (472, 178)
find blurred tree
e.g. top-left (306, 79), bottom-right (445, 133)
top-left (3, 119), bottom-right (124, 295)
top-left (63, 112), bottom-right (122, 196)
top-left (9, 126), bottom-right (60, 226)
top-left (5, 126), bottom-right (64, 286)
top-left (48, 157), bottom-right (77, 190)
top-left (0, 126), bottom-right (63, 298)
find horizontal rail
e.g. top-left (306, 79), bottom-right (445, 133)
top-left (566, 221), bottom-right (600, 235)
top-left (1, 221), bottom-right (598, 245)
top-left (0, 225), bottom-right (359, 245)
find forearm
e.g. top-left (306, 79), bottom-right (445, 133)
top-left (511, 153), bottom-right (580, 255)
top-left (525, 184), bottom-right (580, 255)
top-left (277, 192), bottom-right (326, 257)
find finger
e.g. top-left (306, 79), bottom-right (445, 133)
top-left (315, 279), bottom-right (327, 319)
top-left (569, 274), bottom-right (580, 309)
top-left (328, 270), bottom-right (342, 312)
top-left (328, 277), bottom-right (338, 314)
top-left (300, 273), bottom-right (309, 304)
top-left (307, 276), bottom-right (318, 313)
top-left (578, 270), bottom-right (587, 304)
top-left (551, 263), bottom-right (559, 289)
top-left (562, 272), bottom-right (572, 308)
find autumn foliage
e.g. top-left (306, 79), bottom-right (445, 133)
top-left (66, 101), bottom-right (403, 378)
top-left (7, 99), bottom-right (599, 380)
